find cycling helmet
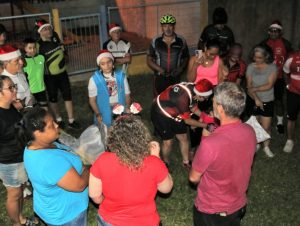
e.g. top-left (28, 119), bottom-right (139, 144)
top-left (160, 14), bottom-right (176, 24)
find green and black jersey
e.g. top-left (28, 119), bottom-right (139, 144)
top-left (37, 32), bottom-right (67, 76)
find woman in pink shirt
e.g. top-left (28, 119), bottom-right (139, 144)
top-left (187, 39), bottom-right (228, 85)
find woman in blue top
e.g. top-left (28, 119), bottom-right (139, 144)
top-left (16, 107), bottom-right (89, 226)
top-left (88, 49), bottom-right (131, 127)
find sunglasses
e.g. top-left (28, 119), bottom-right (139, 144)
top-left (2, 84), bottom-right (18, 92)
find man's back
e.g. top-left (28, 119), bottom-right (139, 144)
top-left (192, 121), bottom-right (256, 214)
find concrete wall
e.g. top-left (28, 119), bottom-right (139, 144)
top-left (208, 0), bottom-right (299, 61)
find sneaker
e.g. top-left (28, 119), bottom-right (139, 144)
top-left (68, 121), bottom-right (81, 130)
top-left (276, 124), bottom-right (284, 134)
top-left (263, 146), bottom-right (274, 158)
top-left (283, 140), bottom-right (294, 153)
top-left (23, 187), bottom-right (32, 199)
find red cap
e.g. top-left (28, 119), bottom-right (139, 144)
top-left (96, 49), bottom-right (114, 65)
top-left (108, 23), bottom-right (122, 34)
top-left (0, 45), bottom-right (21, 61)
top-left (194, 79), bottom-right (213, 96)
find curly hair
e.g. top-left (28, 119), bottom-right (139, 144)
top-left (107, 115), bottom-right (152, 170)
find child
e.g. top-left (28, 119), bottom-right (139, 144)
top-left (103, 23), bottom-right (131, 75)
top-left (23, 38), bottom-right (48, 109)
top-left (88, 50), bottom-right (131, 127)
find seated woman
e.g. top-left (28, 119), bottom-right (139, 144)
top-left (246, 44), bottom-right (277, 158)
top-left (16, 107), bottom-right (89, 226)
top-left (187, 39), bottom-right (228, 85)
top-left (0, 75), bottom-right (38, 226)
top-left (88, 49), bottom-right (131, 127)
top-left (89, 115), bottom-right (173, 226)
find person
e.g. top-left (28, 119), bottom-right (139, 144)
top-left (147, 14), bottom-right (189, 97)
top-left (103, 23), bottom-right (131, 76)
top-left (282, 44), bottom-right (300, 153)
top-left (0, 75), bottom-right (38, 226)
top-left (246, 44), bottom-right (277, 157)
top-left (187, 39), bottom-right (228, 85)
top-left (223, 43), bottom-right (247, 85)
top-left (23, 38), bottom-right (48, 109)
top-left (89, 115), bottom-right (173, 226)
top-left (0, 23), bottom-right (7, 47)
top-left (88, 49), bottom-right (131, 127)
top-left (189, 82), bottom-right (256, 226)
top-left (197, 7), bottom-right (235, 57)
top-left (16, 107), bottom-right (89, 226)
top-left (0, 44), bottom-right (35, 110)
top-left (35, 19), bottom-right (80, 129)
top-left (151, 79), bottom-right (214, 168)
top-left (261, 20), bottom-right (293, 134)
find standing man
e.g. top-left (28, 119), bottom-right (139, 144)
top-left (282, 44), bottom-right (300, 153)
top-left (261, 20), bottom-right (293, 134)
top-left (147, 14), bottom-right (189, 97)
top-left (189, 82), bottom-right (256, 226)
top-left (103, 23), bottom-right (131, 76)
top-left (35, 19), bottom-right (80, 129)
top-left (198, 7), bottom-right (235, 57)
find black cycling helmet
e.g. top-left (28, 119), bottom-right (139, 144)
top-left (0, 24), bottom-right (7, 35)
top-left (160, 14), bottom-right (176, 25)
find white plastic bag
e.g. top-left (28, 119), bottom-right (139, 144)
top-left (77, 123), bottom-right (107, 165)
top-left (58, 129), bottom-right (80, 151)
top-left (245, 116), bottom-right (270, 143)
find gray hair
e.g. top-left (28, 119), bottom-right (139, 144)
top-left (214, 82), bottom-right (246, 118)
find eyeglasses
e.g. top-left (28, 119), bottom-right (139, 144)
top-left (2, 84), bottom-right (18, 92)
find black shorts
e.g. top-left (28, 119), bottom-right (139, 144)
top-left (151, 102), bottom-right (187, 140)
top-left (44, 71), bottom-right (72, 103)
top-left (274, 78), bottom-right (285, 101)
top-left (286, 90), bottom-right (300, 121)
top-left (253, 101), bottom-right (274, 117)
top-left (33, 91), bottom-right (48, 107)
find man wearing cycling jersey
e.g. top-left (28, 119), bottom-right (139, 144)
top-left (147, 14), bottom-right (189, 97)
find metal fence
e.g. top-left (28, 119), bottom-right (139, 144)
top-left (107, 0), bottom-right (201, 54)
top-left (0, 13), bottom-right (51, 49)
top-left (59, 13), bottom-right (102, 75)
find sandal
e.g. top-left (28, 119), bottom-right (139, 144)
top-left (21, 217), bottom-right (40, 226)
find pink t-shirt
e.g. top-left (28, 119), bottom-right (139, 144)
top-left (90, 152), bottom-right (168, 226)
top-left (192, 120), bottom-right (256, 214)
top-left (195, 56), bottom-right (220, 85)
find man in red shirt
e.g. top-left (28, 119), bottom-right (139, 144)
top-left (189, 82), bottom-right (256, 226)
top-left (282, 45), bottom-right (300, 153)
top-left (261, 20), bottom-right (293, 134)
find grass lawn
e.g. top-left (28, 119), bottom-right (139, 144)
top-left (0, 74), bottom-right (299, 226)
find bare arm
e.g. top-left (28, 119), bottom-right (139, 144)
top-left (89, 96), bottom-right (102, 123)
top-left (57, 166), bottom-right (89, 192)
top-left (250, 71), bottom-right (277, 92)
top-left (186, 56), bottom-right (198, 82)
top-left (184, 118), bottom-right (207, 129)
top-left (189, 168), bottom-right (202, 184)
top-left (115, 53), bottom-right (131, 65)
top-left (89, 174), bottom-right (104, 204)
top-left (218, 58), bottom-right (229, 83)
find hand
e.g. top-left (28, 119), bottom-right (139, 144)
top-left (96, 114), bottom-right (102, 124)
top-left (206, 123), bottom-right (217, 133)
top-left (149, 141), bottom-right (160, 157)
top-left (13, 99), bottom-right (24, 110)
top-left (255, 99), bottom-right (264, 110)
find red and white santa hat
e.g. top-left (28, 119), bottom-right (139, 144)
top-left (269, 20), bottom-right (283, 30)
top-left (0, 45), bottom-right (21, 61)
top-left (108, 23), bottom-right (122, 34)
top-left (194, 79), bottom-right (213, 97)
top-left (35, 20), bottom-right (52, 33)
top-left (96, 49), bottom-right (114, 65)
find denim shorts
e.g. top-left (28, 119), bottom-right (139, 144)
top-left (47, 209), bottom-right (87, 226)
top-left (97, 214), bottom-right (113, 226)
top-left (0, 162), bottom-right (28, 187)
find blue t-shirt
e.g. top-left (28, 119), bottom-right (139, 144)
top-left (24, 142), bottom-right (88, 225)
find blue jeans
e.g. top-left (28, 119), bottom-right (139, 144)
top-left (97, 214), bottom-right (113, 226)
top-left (47, 209), bottom-right (87, 226)
top-left (0, 162), bottom-right (28, 187)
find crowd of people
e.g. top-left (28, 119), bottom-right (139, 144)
top-left (0, 6), bottom-right (299, 226)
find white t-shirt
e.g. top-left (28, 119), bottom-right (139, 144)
top-left (88, 72), bottom-right (130, 105)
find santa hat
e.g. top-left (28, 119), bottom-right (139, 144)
top-left (96, 49), bottom-right (114, 65)
top-left (108, 23), bottom-right (122, 34)
top-left (35, 20), bottom-right (52, 33)
top-left (0, 45), bottom-right (21, 61)
top-left (194, 79), bottom-right (213, 97)
top-left (269, 20), bottom-right (283, 30)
